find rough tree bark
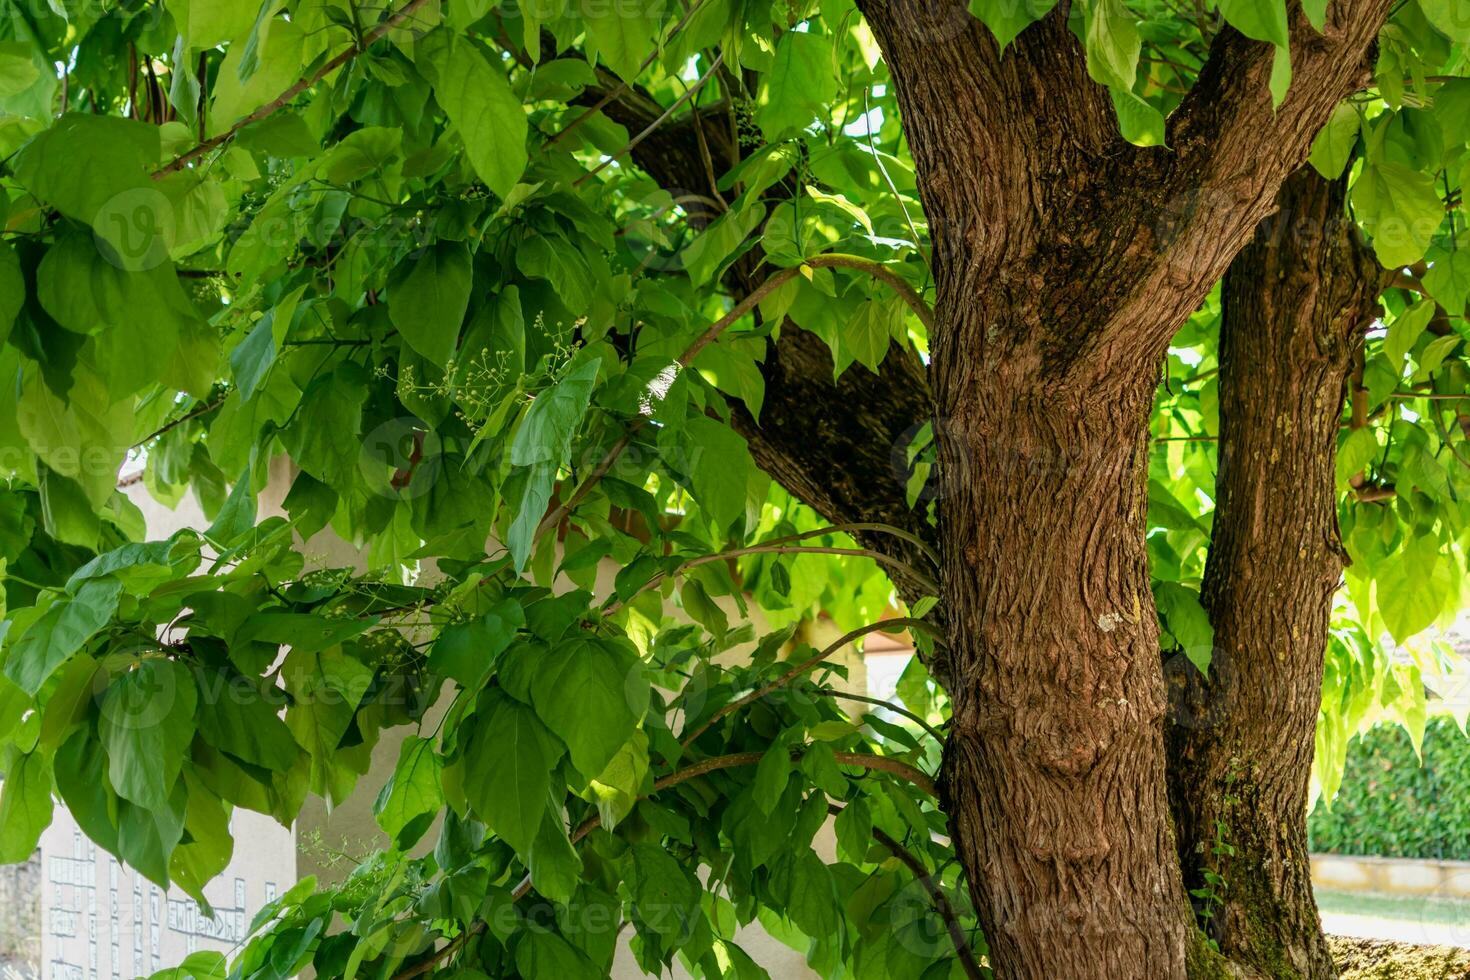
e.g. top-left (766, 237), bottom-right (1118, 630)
top-left (849, 3), bottom-right (1392, 977)
top-left (1168, 168), bottom-right (1391, 978)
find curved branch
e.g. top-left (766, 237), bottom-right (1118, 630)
top-left (760, 521), bottom-right (941, 567)
top-left (819, 688), bottom-right (944, 743)
top-left (870, 825), bottom-right (984, 980)
top-left (680, 617), bottom-right (936, 748)
top-left (602, 540), bottom-right (939, 616)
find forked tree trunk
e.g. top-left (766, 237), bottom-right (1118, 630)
top-left (834, 3), bottom-right (1391, 976)
top-left (1167, 168), bottom-right (1390, 978)
top-left (940, 385), bottom-right (1194, 977)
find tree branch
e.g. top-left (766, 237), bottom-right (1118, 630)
top-left (680, 617), bottom-right (936, 747)
top-left (1069, 2), bottom-right (1395, 374)
top-left (602, 533), bottom-right (940, 616)
top-left (870, 825), bottom-right (985, 980)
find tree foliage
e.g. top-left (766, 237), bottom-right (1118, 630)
top-left (0, 0), bottom-right (1468, 977)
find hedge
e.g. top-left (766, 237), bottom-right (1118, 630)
top-left (1309, 716), bottom-right (1470, 861)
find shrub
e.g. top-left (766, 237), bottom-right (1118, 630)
top-left (1309, 717), bottom-right (1470, 860)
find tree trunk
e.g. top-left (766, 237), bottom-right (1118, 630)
top-left (1167, 168), bottom-right (1390, 978)
top-left (846, 1), bottom-right (1392, 973)
top-left (939, 380), bottom-right (1195, 978)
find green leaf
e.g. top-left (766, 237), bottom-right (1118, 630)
top-left (1377, 535), bottom-right (1451, 643)
top-left (12, 114), bottom-right (159, 223)
top-left (682, 202), bottom-right (765, 286)
top-left (1385, 298), bottom-right (1436, 366)
top-left (1421, 0), bottom-right (1470, 41)
top-left (507, 359), bottom-right (600, 568)
top-left (1154, 582), bottom-right (1215, 674)
top-left (753, 742), bottom-right (794, 815)
top-left (1422, 237), bottom-right (1470, 314)
top-left (463, 691), bottom-right (565, 854)
top-left (514, 930), bottom-right (601, 980)
top-left (1082, 0), bottom-right (1141, 91)
top-left (516, 235), bottom-right (592, 311)
top-left (278, 362), bottom-right (369, 486)
top-left (425, 33), bottom-right (528, 199)
top-left (757, 32), bottom-right (836, 140)
top-left (1217, 0), bottom-right (1290, 48)
top-left (1351, 162), bottom-right (1446, 267)
top-left (230, 319), bottom-right (277, 401)
top-left (0, 43), bottom-right (39, 98)
top-left (430, 599), bottom-right (524, 687)
top-left (390, 241), bottom-right (473, 368)
top-left (170, 774), bottom-right (233, 904)
top-left (779, 849), bottom-right (839, 938)
top-left (4, 577), bottom-right (122, 695)
top-left (1309, 102), bottom-right (1360, 179)
top-left (170, 0), bottom-right (260, 49)
top-left (528, 636), bottom-right (646, 778)
top-left (847, 296), bottom-right (903, 373)
top-left (98, 660), bottom-right (199, 810)
top-left (679, 579), bottom-right (729, 641)
top-left (282, 646), bottom-right (374, 803)
top-left (0, 745), bottom-right (53, 862)
top-left (234, 612), bottom-right (377, 655)
top-left (834, 796), bottom-right (873, 862)
top-left (192, 667), bottom-right (301, 772)
top-left (1414, 333), bottom-right (1460, 380)
top-left (145, 952), bottom-right (228, 980)
top-left (209, 17), bottom-right (305, 132)
top-left (582, 0), bottom-right (662, 83)
top-left (206, 469), bottom-right (257, 544)
top-left (968, 0), bottom-right (1058, 49)
top-left (1110, 87), bottom-right (1167, 147)
top-left (17, 362), bottom-right (134, 507)
top-left (1336, 426), bottom-right (1379, 486)
top-left (116, 787), bottom-right (186, 888)
top-left (631, 843), bottom-right (700, 939)
top-left (0, 241), bottom-right (21, 345)
top-left (528, 813), bottom-right (581, 903)
top-left (374, 736), bottom-right (444, 849)
top-left (669, 416), bottom-right (756, 530)
top-left (589, 731), bottom-right (649, 831)
top-left (54, 730), bottom-right (120, 856)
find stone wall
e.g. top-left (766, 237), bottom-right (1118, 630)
top-left (0, 852), bottom-right (40, 979)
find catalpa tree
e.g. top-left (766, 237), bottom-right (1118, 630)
top-left (0, 0), bottom-right (1468, 977)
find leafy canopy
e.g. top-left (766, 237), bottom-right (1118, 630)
top-left (0, 0), bottom-right (1468, 977)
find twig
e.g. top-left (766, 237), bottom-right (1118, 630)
top-left (870, 826), bottom-right (984, 980)
top-left (603, 542), bottom-right (938, 616)
top-left (573, 52), bottom-right (725, 188)
top-left (819, 689), bottom-right (944, 743)
top-left (680, 617), bottom-right (936, 748)
top-left (154, 0), bottom-right (433, 177)
top-left (131, 394), bottom-right (227, 449)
